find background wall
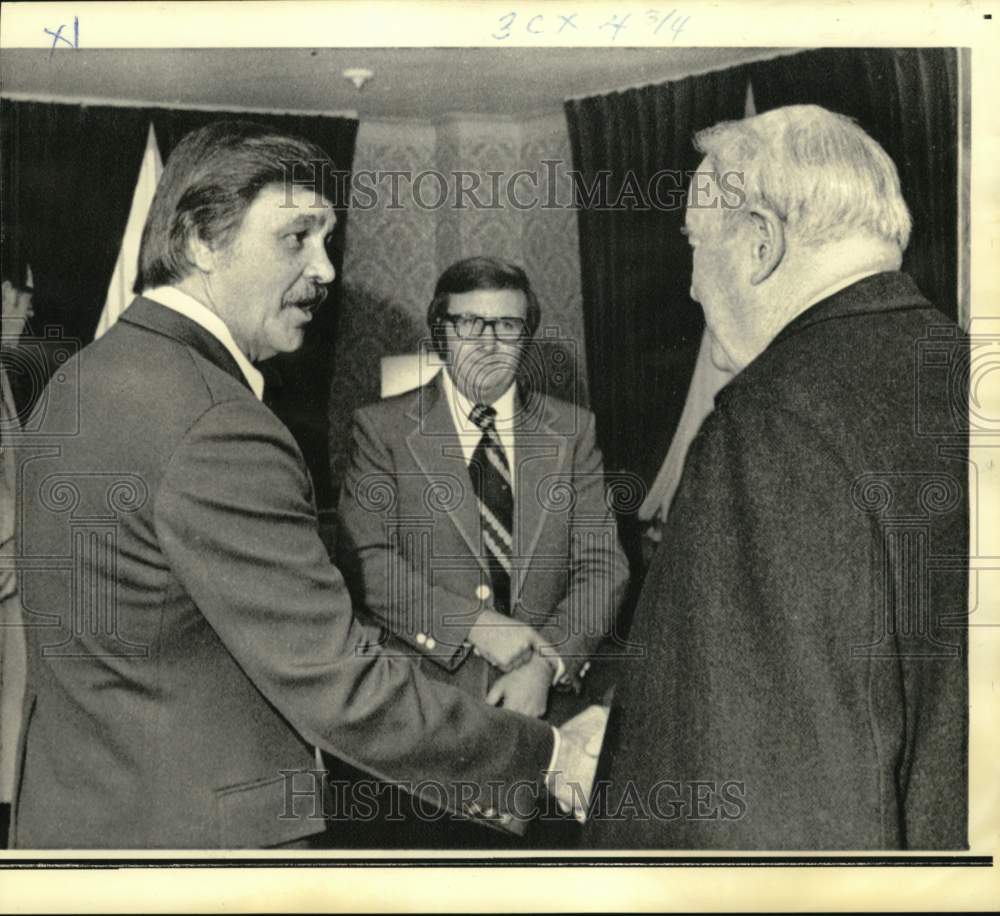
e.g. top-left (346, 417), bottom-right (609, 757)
top-left (328, 111), bottom-right (586, 497)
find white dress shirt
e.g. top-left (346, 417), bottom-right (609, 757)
top-left (440, 369), bottom-right (568, 690)
top-left (440, 370), bottom-right (516, 489)
top-left (142, 286), bottom-right (265, 401)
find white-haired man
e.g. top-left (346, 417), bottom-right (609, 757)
top-left (590, 105), bottom-right (967, 849)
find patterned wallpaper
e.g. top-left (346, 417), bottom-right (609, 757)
top-left (328, 111), bottom-right (588, 499)
top-left (520, 113), bottom-right (587, 406)
top-left (340, 119), bottom-right (438, 318)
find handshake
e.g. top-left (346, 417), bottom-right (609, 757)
top-left (547, 704), bottom-right (608, 823)
top-left (466, 608), bottom-right (607, 823)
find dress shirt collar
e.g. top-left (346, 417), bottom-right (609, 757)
top-left (440, 369), bottom-right (517, 469)
top-left (143, 286), bottom-right (265, 401)
top-left (441, 369), bottom-right (516, 432)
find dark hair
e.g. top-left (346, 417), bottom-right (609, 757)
top-left (135, 120), bottom-right (336, 292)
top-left (426, 256), bottom-right (541, 356)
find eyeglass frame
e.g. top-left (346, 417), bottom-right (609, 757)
top-left (438, 313), bottom-right (530, 342)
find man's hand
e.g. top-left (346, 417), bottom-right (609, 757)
top-left (547, 705), bottom-right (609, 823)
top-left (485, 654), bottom-right (552, 717)
top-left (467, 608), bottom-right (543, 672)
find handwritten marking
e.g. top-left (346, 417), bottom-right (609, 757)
top-left (647, 8), bottom-right (690, 39)
top-left (491, 10), bottom-right (688, 42)
top-left (600, 13), bottom-right (631, 40)
top-left (492, 10), bottom-right (516, 40)
top-left (44, 16), bottom-right (79, 58)
top-left (558, 13), bottom-right (579, 32)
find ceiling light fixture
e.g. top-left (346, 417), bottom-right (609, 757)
top-left (342, 68), bottom-right (374, 90)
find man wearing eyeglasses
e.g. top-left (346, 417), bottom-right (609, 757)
top-left (336, 256), bottom-right (628, 844)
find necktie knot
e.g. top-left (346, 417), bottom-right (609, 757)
top-left (469, 403), bottom-right (497, 431)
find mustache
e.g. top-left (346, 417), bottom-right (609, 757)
top-left (283, 286), bottom-right (329, 313)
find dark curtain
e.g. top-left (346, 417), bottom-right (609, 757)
top-left (150, 108), bottom-right (359, 513)
top-left (1, 100), bottom-right (149, 345)
top-left (565, 67), bottom-right (750, 566)
top-left (748, 48), bottom-right (959, 321)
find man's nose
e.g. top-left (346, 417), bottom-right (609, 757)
top-left (478, 325), bottom-right (502, 348)
top-left (306, 246), bottom-right (336, 285)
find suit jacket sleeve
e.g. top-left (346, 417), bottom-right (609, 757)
top-left (530, 410), bottom-right (629, 684)
top-left (337, 406), bottom-right (482, 671)
top-left (153, 397), bottom-right (553, 816)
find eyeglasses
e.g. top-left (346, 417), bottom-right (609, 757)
top-left (441, 314), bottom-right (528, 342)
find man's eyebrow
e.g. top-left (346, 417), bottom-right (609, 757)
top-left (284, 213), bottom-right (324, 227)
top-left (285, 207), bottom-right (339, 229)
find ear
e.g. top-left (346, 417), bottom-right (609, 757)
top-left (185, 221), bottom-right (218, 274)
top-left (747, 208), bottom-right (785, 285)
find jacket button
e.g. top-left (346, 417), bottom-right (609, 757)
top-left (425, 637), bottom-right (437, 650)
top-left (416, 632), bottom-right (427, 645)
top-left (476, 584), bottom-right (491, 601)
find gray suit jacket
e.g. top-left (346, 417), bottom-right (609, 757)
top-left (337, 377), bottom-right (629, 706)
top-left (11, 298), bottom-right (553, 849)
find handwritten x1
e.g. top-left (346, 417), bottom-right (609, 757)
top-left (45, 16), bottom-right (80, 58)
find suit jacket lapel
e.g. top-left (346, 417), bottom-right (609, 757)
top-left (511, 391), bottom-right (569, 601)
top-left (404, 380), bottom-right (484, 563)
top-left (404, 381), bottom-right (572, 596)
top-left (118, 297), bottom-right (252, 393)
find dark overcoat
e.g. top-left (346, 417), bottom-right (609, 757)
top-left (590, 272), bottom-right (968, 850)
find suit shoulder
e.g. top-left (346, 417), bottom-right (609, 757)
top-left (78, 321), bottom-right (273, 459)
top-left (545, 393), bottom-right (593, 420)
top-left (352, 387), bottom-right (423, 426)
top-left (90, 319), bottom-right (252, 414)
top-left (531, 393), bottom-right (595, 437)
top-left (728, 304), bottom-right (945, 424)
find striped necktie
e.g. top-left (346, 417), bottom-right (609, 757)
top-left (468, 403), bottom-right (513, 614)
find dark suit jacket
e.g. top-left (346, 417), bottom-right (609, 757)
top-left (590, 272), bottom-right (968, 850)
top-left (337, 378), bottom-right (629, 710)
top-left (11, 297), bottom-right (553, 849)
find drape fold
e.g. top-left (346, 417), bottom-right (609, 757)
top-left (1, 100), bottom-right (150, 345)
top-left (565, 67), bottom-right (750, 572)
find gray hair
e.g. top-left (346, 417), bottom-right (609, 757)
top-left (693, 104), bottom-right (911, 250)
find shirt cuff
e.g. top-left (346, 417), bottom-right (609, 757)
top-left (547, 724), bottom-right (560, 774)
top-left (536, 644), bottom-right (566, 685)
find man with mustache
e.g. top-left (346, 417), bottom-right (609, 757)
top-left (10, 123), bottom-right (599, 849)
top-left (337, 257), bottom-right (629, 844)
